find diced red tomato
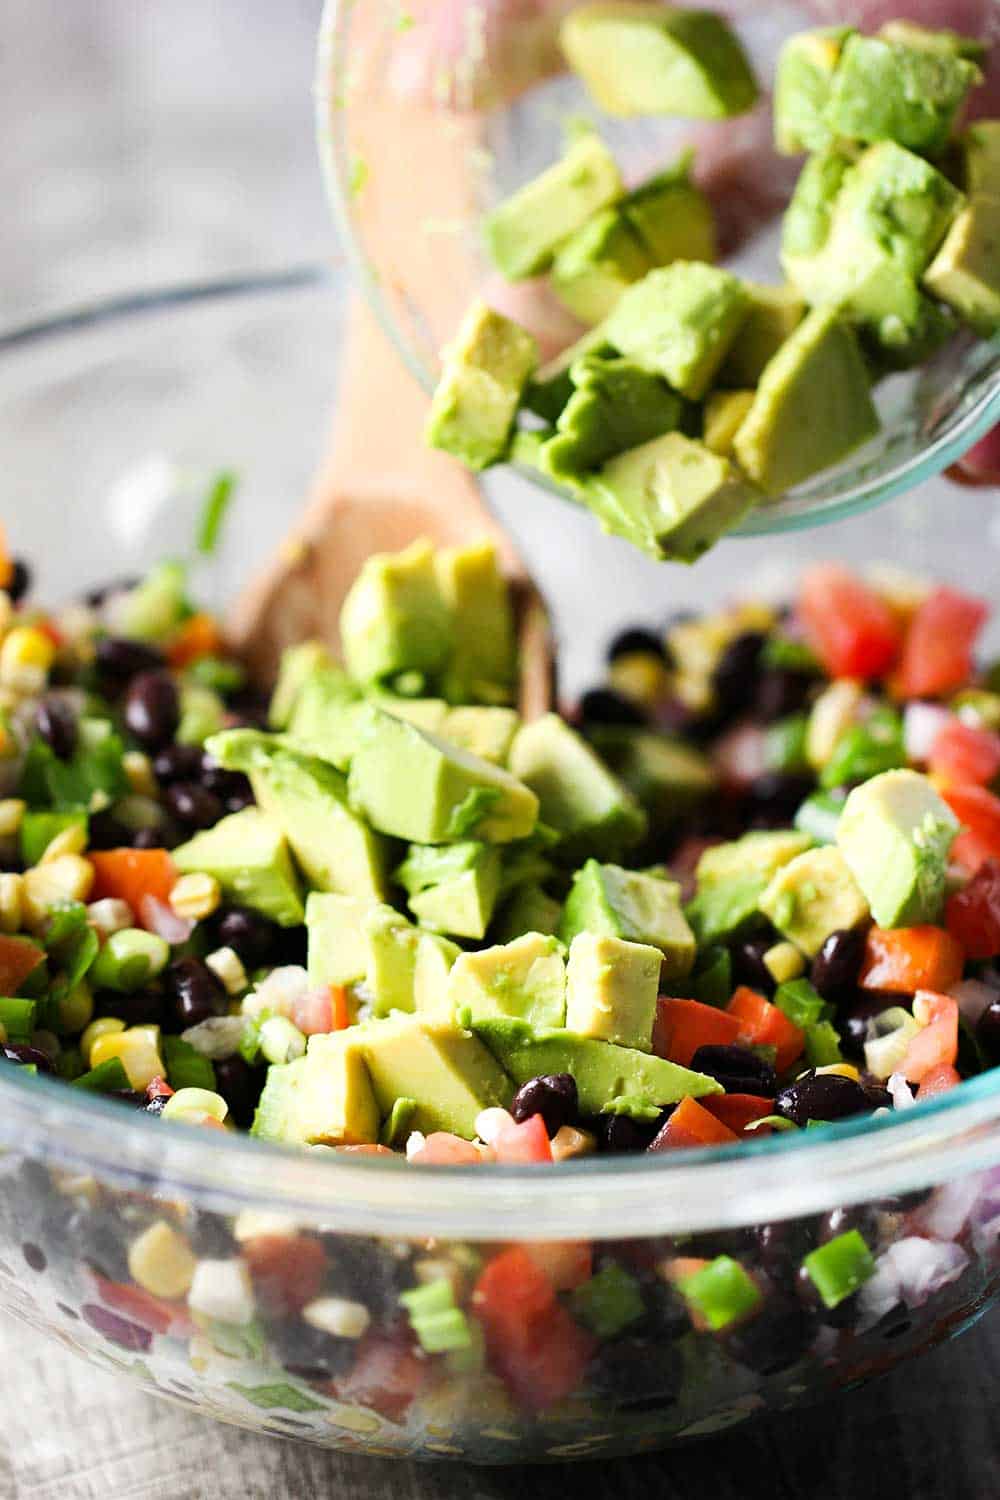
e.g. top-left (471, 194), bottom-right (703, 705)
top-left (89, 848), bottom-right (177, 914)
top-left (650, 1095), bottom-right (739, 1150)
top-left (947, 858), bottom-right (1000, 958)
top-left (929, 718), bottom-right (1000, 787)
top-left (493, 1112), bottom-right (553, 1165)
top-left (0, 934), bottom-right (45, 996)
top-left (918, 1062), bottom-right (962, 1098)
top-left (940, 784), bottom-right (1000, 873)
top-left (798, 564), bottom-right (902, 680)
top-left (726, 986), bottom-right (805, 1072)
top-left (336, 1143), bottom-right (396, 1156)
top-left (167, 612), bottom-right (225, 668)
top-left (652, 997), bottom-right (743, 1067)
top-left (472, 1246), bottom-right (594, 1411)
top-left (411, 1132), bottom-right (486, 1165)
top-left (242, 1233), bottom-right (327, 1316)
top-left (702, 1093), bottom-right (775, 1135)
top-left (900, 990), bottom-right (959, 1085)
top-left (336, 1331), bottom-right (428, 1424)
top-left (329, 984), bottom-right (351, 1031)
top-left (859, 926), bottom-right (964, 995)
top-left (893, 587), bottom-right (988, 700)
top-left (92, 1274), bottom-right (194, 1338)
top-left (521, 1242), bottom-right (593, 1293)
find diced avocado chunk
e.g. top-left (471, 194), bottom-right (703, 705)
top-left (541, 356), bottom-right (684, 480)
top-left (559, 859), bottom-right (695, 983)
top-left (703, 390), bottom-right (755, 458)
top-left (435, 541), bottom-right (517, 706)
top-left (879, 20), bottom-right (987, 64)
top-left (348, 706), bottom-right (538, 845)
top-left (774, 26), bottom-right (854, 155)
top-left (209, 731), bottom-right (390, 902)
top-left (560, 3), bottom-right (759, 120)
top-left (493, 883), bottom-right (563, 944)
top-left (305, 892), bottom-right (371, 987)
top-left (924, 196), bottom-right (1000, 335)
top-left (252, 1034), bottom-right (379, 1147)
top-left (442, 707), bottom-right (520, 767)
top-left (837, 769), bottom-right (959, 928)
top-left (824, 33), bottom-right (981, 154)
top-left (551, 208), bottom-right (652, 325)
top-left (834, 143), bottom-right (964, 283)
top-left (357, 1015), bottom-right (514, 1139)
top-left (474, 1017), bottom-right (722, 1119)
top-left (585, 431), bottom-right (757, 562)
top-left (449, 932), bottom-right (567, 1030)
top-left (483, 133), bottom-right (622, 280)
top-left (177, 684), bottom-right (225, 746)
top-left (588, 726), bottom-right (716, 827)
top-left (172, 807), bottom-right (304, 927)
top-left (564, 932), bottom-right (662, 1050)
top-left (758, 845), bottom-right (869, 958)
top-left (733, 308), bottom-right (878, 496)
top-left (687, 829), bottom-right (813, 945)
top-left (782, 145), bottom-right (857, 262)
top-left (367, 691), bottom-right (450, 736)
top-left (718, 283), bottom-right (806, 388)
top-left (510, 714), bottom-right (646, 863)
top-left (621, 159), bottom-right (716, 267)
top-left (397, 841), bottom-right (503, 940)
top-left (426, 303), bottom-right (538, 471)
top-left (339, 538), bottom-right (452, 686)
top-left (962, 122), bottom-right (1000, 197)
top-left (285, 667), bottom-right (365, 770)
top-left (604, 263), bottom-right (750, 400)
top-left (118, 561), bottom-right (189, 642)
top-left (523, 329), bottom-right (616, 425)
top-left (269, 641), bottom-right (333, 729)
top-left (358, 903), bottom-right (461, 1019)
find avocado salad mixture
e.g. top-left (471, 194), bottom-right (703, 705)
top-left (426, 10), bottom-right (1000, 559)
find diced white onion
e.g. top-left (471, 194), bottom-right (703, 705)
top-left (864, 1008), bottom-right (921, 1081)
top-left (406, 1131), bottom-right (427, 1160)
top-left (887, 1073), bottom-right (916, 1110)
top-left (475, 1107), bottom-right (514, 1145)
top-left (917, 1175), bottom-right (985, 1240)
top-left (903, 702), bottom-right (952, 763)
top-left (859, 1237), bottom-right (968, 1329)
top-left (181, 1015), bottom-right (246, 1060)
top-left (242, 965), bottom-right (309, 1021)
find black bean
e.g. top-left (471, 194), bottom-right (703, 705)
top-left (87, 810), bottom-right (132, 850)
top-left (775, 1070), bottom-right (872, 1128)
top-left (95, 636), bottom-right (165, 683)
top-left (224, 789), bottom-right (255, 814)
top-left (152, 743), bottom-right (205, 784)
top-left (817, 1203), bottom-right (881, 1248)
top-left (132, 827), bottom-right (169, 850)
top-left (607, 627), bottom-right (669, 666)
top-left (200, 760), bottom-right (252, 803)
top-left (123, 671), bottom-right (179, 749)
top-left (115, 984), bottom-right (166, 1029)
top-left (795, 1262), bottom-right (860, 1329)
top-left (810, 927), bottom-right (867, 1003)
top-left (6, 560), bottom-right (31, 605)
top-left (164, 782), bottom-right (222, 830)
top-left (754, 668), bottom-right (813, 723)
top-left (35, 698), bottom-right (78, 760)
top-left (2, 1042), bottom-right (54, 1072)
top-left (586, 1337), bottom-right (683, 1411)
top-left (214, 1054), bottom-right (262, 1130)
top-left (977, 998), bottom-right (1000, 1064)
top-left (839, 991), bottom-right (897, 1062)
top-left (213, 906), bottom-right (281, 968)
top-left (724, 1285), bottom-right (817, 1375)
top-left (864, 1082), bottom-right (893, 1111)
top-left (603, 1113), bottom-right (660, 1153)
top-left (267, 1318), bottom-right (356, 1381)
top-left (689, 1044), bottom-right (777, 1098)
top-left (754, 1219), bottom-right (816, 1293)
top-left (747, 771), bottom-right (815, 827)
top-left (731, 934), bottom-right (776, 996)
top-left (510, 1073), bottom-right (578, 1136)
top-left (579, 688), bottom-right (645, 727)
top-left (712, 631), bottom-right (765, 716)
top-left (165, 957), bottom-right (227, 1029)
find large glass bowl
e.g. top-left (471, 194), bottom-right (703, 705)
top-left (318, 0), bottom-right (1000, 539)
top-left (4, 274), bottom-right (1000, 1462)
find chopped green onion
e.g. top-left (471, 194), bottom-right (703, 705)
top-left (89, 929), bottom-right (170, 993)
top-left (804, 1020), bottom-right (844, 1068)
top-left (745, 1114), bottom-right (799, 1133)
top-left (571, 1263), bottom-right (645, 1338)
top-left (761, 636), bottom-right (819, 674)
top-left (400, 1279), bottom-right (472, 1354)
top-left (802, 1230), bottom-right (875, 1309)
top-left (764, 714), bottom-right (809, 774)
top-left (677, 1255), bottom-right (762, 1330)
top-left (196, 471), bottom-right (238, 556)
top-left (774, 978), bottom-right (826, 1031)
top-left (20, 809), bottom-right (88, 867)
top-left (690, 946), bottom-right (731, 1008)
top-left (0, 997), bottom-right (36, 1040)
top-left (819, 706), bottom-right (904, 791)
top-left (188, 656), bottom-right (246, 695)
top-left (72, 1057), bottom-right (131, 1093)
top-left (161, 1035), bottom-right (216, 1092)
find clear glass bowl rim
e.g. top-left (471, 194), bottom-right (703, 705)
top-left (4, 271), bottom-right (1000, 1242)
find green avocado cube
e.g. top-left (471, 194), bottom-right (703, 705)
top-left (924, 196), bottom-right (1000, 336)
top-left (358, 904), bottom-right (461, 1019)
top-left (523, 328), bottom-right (617, 426)
top-left (604, 263), bottom-right (750, 400)
top-left (781, 145), bottom-right (857, 263)
top-left (540, 355), bottom-right (684, 479)
top-left (208, 731), bottom-right (391, 902)
top-left (733, 308), bottom-right (878, 497)
top-left (397, 842), bottom-right (503, 940)
top-left (686, 829), bottom-right (813, 945)
top-left (305, 891), bottom-right (371, 987)
top-left (758, 845), bottom-right (869, 958)
top-left (172, 806), bottom-right (304, 927)
top-left (587, 726), bottom-right (716, 827)
top-left (833, 143), bottom-right (964, 283)
top-left (621, 160), bottom-right (716, 267)
top-left (560, 3), bottom-right (759, 119)
top-left (879, 20), bottom-right (987, 64)
top-left (442, 707), bottom-right (520, 767)
top-left (703, 390), bottom-right (755, 458)
top-left (836, 769), bottom-right (959, 928)
top-left (774, 26), bottom-right (854, 155)
top-left (348, 706), bottom-right (539, 846)
top-left (824, 33), bottom-right (981, 154)
top-left (285, 667), bottom-right (365, 770)
top-left (551, 208), bottom-right (652, 325)
top-left (565, 931), bottom-right (662, 1051)
top-left (357, 1015), bottom-right (514, 1139)
top-left (509, 714), bottom-right (646, 863)
top-left (585, 431), bottom-right (758, 562)
top-left (252, 1036), bottom-right (380, 1148)
top-left (449, 932), bottom-right (567, 1030)
top-left (474, 1017), bottom-right (722, 1119)
top-left (435, 541), bottom-right (517, 706)
top-left (559, 859), bottom-right (695, 983)
top-left (962, 122), bottom-right (1000, 197)
top-left (718, 283), bottom-right (806, 388)
top-left (483, 133), bottom-right (622, 280)
top-left (425, 303), bottom-right (538, 471)
top-left (339, 538), bottom-right (453, 686)
top-left (269, 640), bottom-right (333, 730)
top-left (493, 884), bottom-right (563, 944)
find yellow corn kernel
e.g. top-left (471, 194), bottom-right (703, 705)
top-left (0, 872), bottom-right (24, 934)
top-left (161, 1087), bottom-right (229, 1126)
top-left (608, 653), bottom-right (671, 709)
top-left (806, 679), bottom-right (864, 770)
top-left (80, 1015), bottom-right (125, 1068)
top-left (127, 1220), bottom-right (197, 1300)
top-left (763, 941), bottom-right (805, 986)
top-left (123, 750), bottom-right (158, 798)
top-left (815, 1062), bottom-right (861, 1082)
top-left (40, 823), bottom-right (88, 864)
top-left (86, 897), bottom-right (134, 938)
top-left (205, 945), bottom-right (247, 996)
top-left (0, 626), bottom-right (55, 684)
top-left (22, 855), bottom-right (95, 929)
top-left (0, 799), bottom-right (25, 838)
top-left (169, 872), bottom-right (221, 923)
top-left (551, 1125), bottom-right (597, 1162)
top-left (90, 1024), bottom-right (164, 1090)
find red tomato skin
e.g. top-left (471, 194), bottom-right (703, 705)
top-left (894, 587), bottom-right (988, 699)
top-left (242, 1234), bottom-right (327, 1317)
top-left (89, 848), bottom-right (177, 912)
top-left (472, 1247), bottom-right (594, 1410)
top-left (859, 926), bottom-right (965, 994)
top-left (726, 987), bottom-right (805, 1072)
top-left (0, 934), bottom-right (45, 996)
top-left (702, 1093), bottom-right (775, 1135)
top-left (336, 1332), bottom-right (428, 1423)
top-left (649, 1095), bottom-right (739, 1151)
top-left (494, 1112), bottom-right (553, 1164)
top-left (947, 858), bottom-right (1000, 959)
top-left (652, 997), bottom-right (743, 1067)
top-left (919, 1063), bottom-right (962, 1098)
top-left (798, 564), bottom-right (902, 679)
top-left (929, 718), bottom-right (1000, 787)
top-left (940, 784), bottom-right (1000, 873)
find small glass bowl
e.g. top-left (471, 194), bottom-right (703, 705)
top-left (3, 276), bottom-right (1000, 1461)
top-left (317, 0), bottom-right (1000, 538)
